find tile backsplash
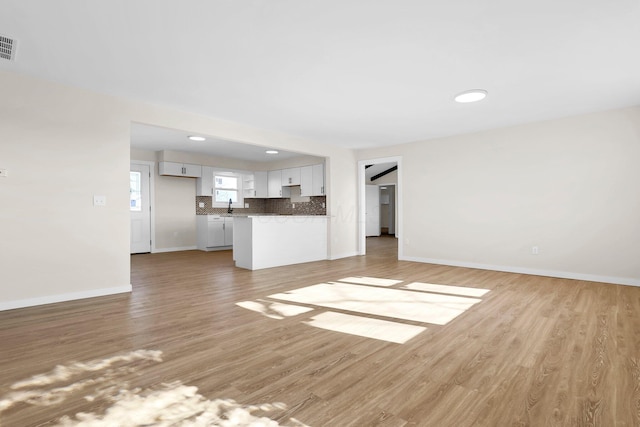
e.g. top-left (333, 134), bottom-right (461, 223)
top-left (196, 196), bottom-right (326, 216)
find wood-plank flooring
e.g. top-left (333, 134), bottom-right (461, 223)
top-left (1, 236), bottom-right (639, 426)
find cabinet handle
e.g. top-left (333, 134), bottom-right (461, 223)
top-left (321, 186), bottom-right (324, 194)
top-left (182, 166), bottom-right (186, 174)
top-left (289, 177), bottom-right (292, 184)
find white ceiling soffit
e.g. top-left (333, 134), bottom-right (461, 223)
top-left (130, 123), bottom-right (304, 163)
top-left (1, 1), bottom-right (639, 149)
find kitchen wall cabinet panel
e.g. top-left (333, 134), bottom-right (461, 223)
top-left (196, 166), bottom-right (214, 196)
top-left (254, 171), bottom-right (268, 198)
top-left (300, 166), bottom-right (313, 197)
top-left (312, 163), bottom-right (325, 196)
top-left (268, 170), bottom-right (291, 198)
top-left (301, 164), bottom-right (325, 196)
top-left (159, 161), bottom-right (202, 178)
top-left (282, 167), bottom-right (301, 186)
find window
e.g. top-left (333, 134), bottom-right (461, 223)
top-left (214, 174), bottom-right (242, 207)
top-left (130, 171), bottom-right (142, 212)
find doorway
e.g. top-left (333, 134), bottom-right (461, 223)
top-left (130, 162), bottom-right (154, 254)
top-left (358, 156), bottom-right (402, 258)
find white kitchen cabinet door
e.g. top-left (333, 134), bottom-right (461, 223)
top-left (196, 166), bottom-right (214, 196)
top-left (159, 161), bottom-right (202, 178)
top-left (300, 166), bottom-right (313, 197)
top-left (312, 164), bottom-right (325, 196)
top-left (267, 170), bottom-right (281, 198)
top-left (158, 161), bottom-right (183, 176)
top-left (183, 163), bottom-right (202, 177)
top-left (281, 167), bottom-right (301, 186)
top-left (207, 217), bottom-right (225, 247)
top-left (267, 170), bottom-right (290, 198)
top-left (254, 171), bottom-right (268, 198)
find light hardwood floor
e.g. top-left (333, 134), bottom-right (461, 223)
top-left (1, 236), bottom-right (639, 426)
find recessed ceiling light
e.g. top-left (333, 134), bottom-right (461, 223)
top-left (454, 89), bottom-right (488, 103)
top-left (265, 150), bottom-right (279, 154)
top-left (188, 135), bottom-right (206, 141)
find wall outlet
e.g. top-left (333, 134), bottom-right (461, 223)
top-left (93, 195), bottom-right (106, 206)
top-left (292, 203), bottom-right (295, 209)
top-left (198, 202), bottom-right (205, 208)
top-left (531, 246), bottom-right (539, 255)
top-left (0, 169), bottom-right (7, 177)
top-left (244, 203), bottom-right (249, 208)
top-left (322, 202), bottom-right (325, 208)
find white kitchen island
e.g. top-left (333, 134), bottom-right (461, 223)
top-left (233, 215), bottom-right (328, 270)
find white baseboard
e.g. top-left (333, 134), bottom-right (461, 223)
top-left (329, 251), bottom-right (360, 261)
top-left (152, 246), bottom-right (198, 253)
top-left (0, 284), bottom-right (133, 312)
top-left (400, 255), bottom-right (640, 287)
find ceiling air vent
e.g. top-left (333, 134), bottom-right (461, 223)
top-left (0, 34), bottom-right (16, 61)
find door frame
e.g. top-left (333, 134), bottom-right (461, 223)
top-left (130, 160), bottom-right (156, 253)
top-left (357, 156), bottom-right (403, 257)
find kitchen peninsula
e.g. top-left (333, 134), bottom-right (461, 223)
top-left (233, 215), bottom-right (328, 270)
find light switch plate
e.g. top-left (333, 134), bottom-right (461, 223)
top-left (93, 195), bottom-right (107, 206)
top-left (0, 169), bottom-right (7, 177)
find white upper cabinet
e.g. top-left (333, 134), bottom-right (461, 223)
top-left (159, 161), bottom-right (202, 178)
top-left (196, 166), bottom-right (214, 196)
top-left (254, 171), bottom-right (268, 198)
top-left (267, 170), bottom-right (291, 198)
top-left (300, 166), bottom-right (313, 197)
top-left (281, 167), bottom-right (301, 186)
top-left (312, 163), bottom-right (325, 196)
top-left (300, 164), bottom-right (325, 196)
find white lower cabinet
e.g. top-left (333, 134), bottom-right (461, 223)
top-left (197, 216), bottom-right (234, 250)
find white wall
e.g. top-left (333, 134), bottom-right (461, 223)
top-left (0, 70), bottom-right (358, 310)
top-left (0, 72), bottom-right (132, 310)
top-left (357, 107), bottom-right (640, 286)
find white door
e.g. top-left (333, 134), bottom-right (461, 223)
top-left (130, 163), bottom-right (151, 253)
top-left (365, 185), bottom-right (380, 237)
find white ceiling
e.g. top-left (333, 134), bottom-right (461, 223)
top-left (1, 0), bottom-right (639, 152)
top-left (130, 123), bottom-right (304, 162)
top-left (365, 162), bottom-right (397, 183)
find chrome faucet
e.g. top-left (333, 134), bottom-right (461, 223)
top-left (227, 198), bottom-right (233, 214)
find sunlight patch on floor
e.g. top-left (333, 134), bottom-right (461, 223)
top-left (336, 276), bottom-right (403, 287)
top-left (236, 300), bottom-right (314, 320)
top-left (305, 311), bottom-right (426, 344)
top-left (236, 277), bottom-right (490, 344)
top-left (404, 282), bottom-right (491, 297)
top-left (0, 350), bottom-right (307, 426)
top-left (269, 282), bottom-right (482, 325)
